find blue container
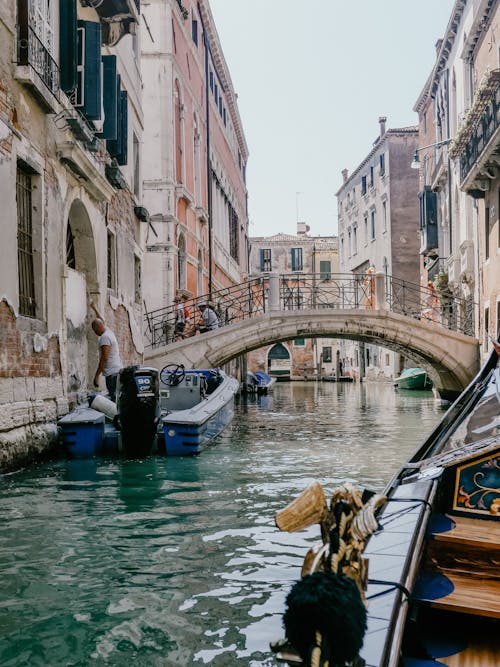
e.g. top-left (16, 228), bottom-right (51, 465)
top-left (58, 408), bottom-right (105, 458)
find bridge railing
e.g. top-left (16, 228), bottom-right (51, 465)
top-left (144, 278), bottom-right (269, 348)
top-left (143, 273), bottom-right (475, 349)
top-left (388, 277), bottom-right (475, 335)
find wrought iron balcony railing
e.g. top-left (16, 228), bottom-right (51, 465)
top-left (17, 23), bottom-right (59, 95)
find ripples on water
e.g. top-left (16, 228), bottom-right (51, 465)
top-left (0, 382), bottom-right (443, 666)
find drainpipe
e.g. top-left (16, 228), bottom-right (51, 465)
top-left (199, 6), bottom-right (213, 297)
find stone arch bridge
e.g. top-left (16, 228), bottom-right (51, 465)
top-left (144, 273), bottom-right (479, 401)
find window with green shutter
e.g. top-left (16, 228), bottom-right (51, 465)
top-left (108, 89), bottom-right (128, 165)
top-left (59, 0), bottom-right (77, 93)
top-left (76, 20), bottom-right (102, 120)
top-left (291, 247), bottom-right (303, 271)
top-left (100, 55), bottom-right (118, 140)
top-left (320, 260), bottom-right (331, 281)
top-left (259, 248), bottom-right (271, 272)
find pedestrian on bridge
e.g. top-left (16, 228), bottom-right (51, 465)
top-left (198, 303), bottom-right (219, 333)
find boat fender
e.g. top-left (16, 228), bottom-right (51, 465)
top-left (89, 393), bottom-right (118, 420)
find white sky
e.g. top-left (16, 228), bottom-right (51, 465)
top-left (209, 0), bottom-right (455, 238)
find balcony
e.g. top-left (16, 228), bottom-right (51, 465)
top-left (16, 23), bottom-right (59, 112)
top-left (449, 68), bottom-right (500, 196)
top-left (81, 0), bottom-right (139, 45)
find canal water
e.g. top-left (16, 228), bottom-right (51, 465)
top-left (0, 382), bottom-right (444, 666)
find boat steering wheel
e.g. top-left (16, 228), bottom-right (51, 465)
top-left (160, 363), bottom-right (186, 387)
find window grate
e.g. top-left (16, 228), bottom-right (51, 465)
top-left (17, 166), bottom-right (36, 317)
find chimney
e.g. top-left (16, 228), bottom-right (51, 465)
top-left (297, 222), bottom-right (310, 235)
top-left (341, 168), bottom-right (349, 183)
top-left (379, 116), bottom-right (387, 137)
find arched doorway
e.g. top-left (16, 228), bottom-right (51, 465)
top-left (267, 343), bottom-right (291, 381)
top-left (65, 199), bottom-right (98, 399)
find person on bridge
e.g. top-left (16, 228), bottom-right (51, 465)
top-left (423, 281), bottom-right (439, 324)
top-left (174, 296), bottom-right (186, 340)
top-left (198, 303), bottom-right (219, 333)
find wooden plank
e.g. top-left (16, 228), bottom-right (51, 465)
top-left (433, 516), bottom-right (500, 549)
top-left (429, 572), bottom-right (500, 618)
top-left (440, 635), bottom-right (500, 667)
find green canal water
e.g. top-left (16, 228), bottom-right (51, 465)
top-left (0, 382), bottom-right (444, 666)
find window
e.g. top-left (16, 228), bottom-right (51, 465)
top-left (370, 210), bottom-right (376, 240)
top-left (382, 200), bottom-right (387, 231)
top-left (291, 247), bottom-right (303, 271)
top-left (107, 230), bottom-right (116, 290)
top-left (177, 234), bottom-right (186, 290)
top-left (361, 175), bottom-right (367, 195)
top-left (134, 255), bottom-right (141, 303)
top-left (260, 248), bottom-right (272, 271)
top-left (133, 133), bottom-right (140, 198)
top-left (319, 260), bottom-right (331, 281)
top-left (66, 221), bottom-right (76, 269)
top-left (191, 16), bottom-right (198, 45)
top-left (17, 0), bottom-right (58, 94)
top-left (107, 86), bottom-right (128, 166)
top-left (353, 225), bottom-right (358, 254)
top-left (322, 347), bottom-right (332, 362)
top-left (209, 70), bottom-right (213, 92)
top-left (364, 215), bottom-right (368, 244)
top-left (348, 229), bottom-right (351, 257)
top-left (379, 153), bottom-right (385, 176)
top-left (229, 205), bottom-right (239, 261)
top-left (485, 306), bottom-right (490, 347)
top-left (17, 163), bottom-right (36, 317)
top-left (485, 206), bottom-right (490, 260)
top-left (73, 21), bottom-right (102, 120)
top-left (370, 166), bottom-right (374, 187)
top-left (293, 338), bottom-right (305, 347)
top-left (385, 353), bottom-right (390, 366)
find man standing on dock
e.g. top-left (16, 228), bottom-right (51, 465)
top-left (91, 313), bottom-right (123, 402)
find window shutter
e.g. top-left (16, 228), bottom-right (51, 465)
top-left (108, 90), bottom-right (128, 165)
top-left (77, 20), bottom-right (101, 120)
top-left (59, 0), bottom-right (77, 93)
top-left (100, 55), bottom-right (118, 139)
top-left (260, 248), bottom-right (265, 271)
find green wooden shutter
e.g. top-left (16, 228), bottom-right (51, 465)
top-left (259, 249), bottom-right (265, 271)
top-left (59, 0), bottom-right (77, 92)
top-left (100, 55), bottom-right (118, 139)
top-left (108, 90), bottom-right (128, 165)
top-left (77, 20), bottom-right (101, 120)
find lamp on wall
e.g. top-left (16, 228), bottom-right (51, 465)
top-left (411, 138), bottom-right (452, 169)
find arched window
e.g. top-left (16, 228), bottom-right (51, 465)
top-left (193, 114), bottom-right (201, 205)
top-left (177, 233), bottom-right (186, 290)
top-left (197, 248), bottom-right (203, 295)
top-left (66, 221), bottom-right (76, 269)
top-left (174, 80), bottom-right (184, 184)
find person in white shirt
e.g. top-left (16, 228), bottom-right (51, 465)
top-left (198, 303), bottom-right (219, 333)
top-left (91, 318), bottom-right (123, 401)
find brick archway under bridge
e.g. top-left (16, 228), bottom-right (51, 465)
top-left (144, 309), bottom-right (480, 402)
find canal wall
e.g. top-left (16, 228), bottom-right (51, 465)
top-left (0, 299), bottom-right (67, 469)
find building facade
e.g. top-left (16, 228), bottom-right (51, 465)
top-left (248, 225), bottom-right (340, 380)
top-left (141, 0), bottom-right (249, 316)
top-left (414, 0), bottom-right (500, 363)
top-left (0, 0), bottom-right (144, 466)
top-left (336, 117), bottom-right (420, 380)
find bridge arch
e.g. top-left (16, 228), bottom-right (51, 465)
top-left (145, 309), bottom-right (480, 401)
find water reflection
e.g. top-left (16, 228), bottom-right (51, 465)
top-left (0, 381), bottom-right (442, 665)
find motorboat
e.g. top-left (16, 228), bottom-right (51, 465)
top-left (394, 367), bottom-right (433, 390)
top-left (58, 364), bottom-right (239, 458)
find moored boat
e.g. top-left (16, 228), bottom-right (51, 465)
top-left (271, 347), bottom-right (500, 667)
top-left (58, 364), bottom-right (239, 458)
top-left (394, 366), bottom-right (433, 390)
top-left (254, 370), bottom-right (277, 394)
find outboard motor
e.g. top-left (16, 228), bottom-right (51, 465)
top-left (116, 366), bottom-right (159, 457)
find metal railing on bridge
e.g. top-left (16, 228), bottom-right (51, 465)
top-left (144, 273), bottom-right (475, 349)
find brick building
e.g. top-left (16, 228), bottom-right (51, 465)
top-left (336, 117), bottom-right (420, 380)
top-left (0, 0), bottom-right (144, 466)
top-left (140, 0), bottom-right (249, 315)
top-left (248, 225), bottom-right (339, 380)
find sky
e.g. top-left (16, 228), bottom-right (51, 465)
top-left (209, 0), bottom-right (455, 238)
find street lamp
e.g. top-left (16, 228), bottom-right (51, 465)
top-left (410, 138), bottom-right (452, 169)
